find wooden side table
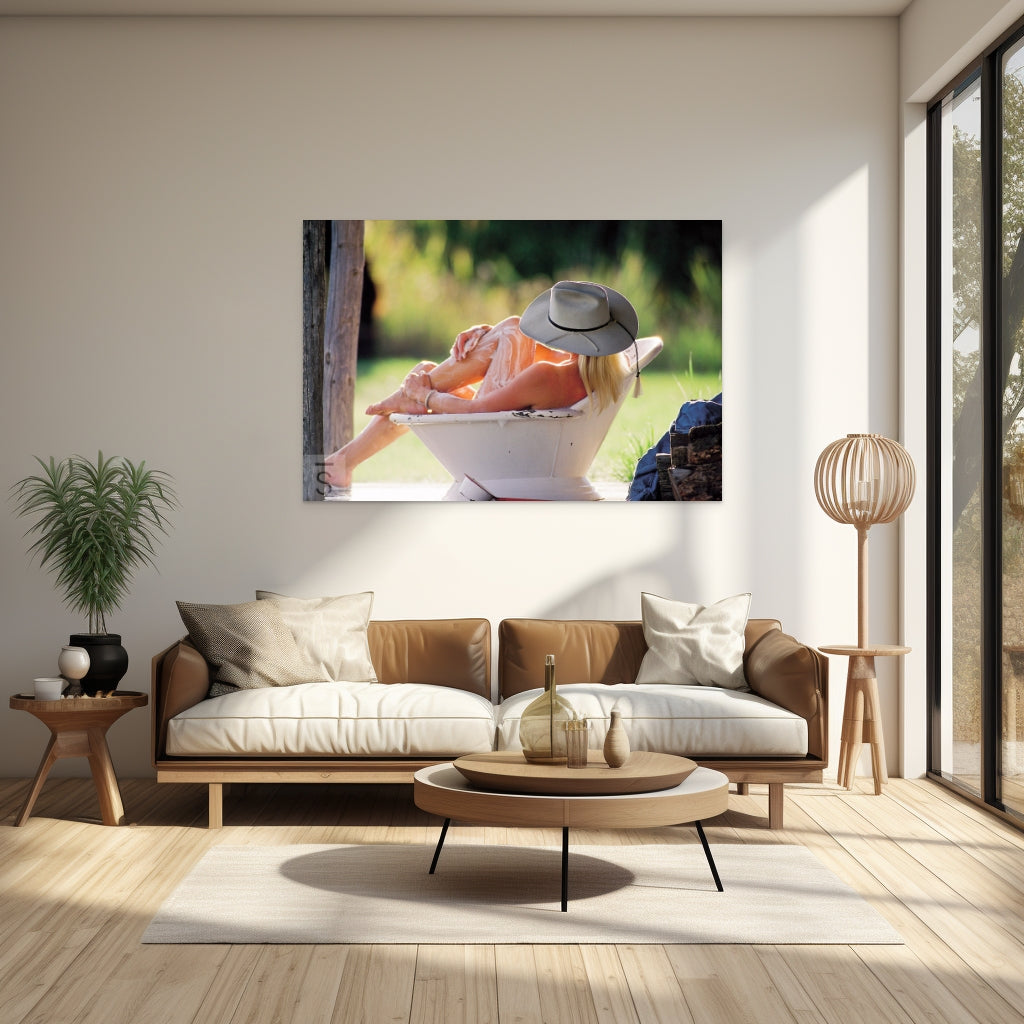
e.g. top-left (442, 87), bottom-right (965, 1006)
top-left (9, 691), bottom-right (148, 826)
top-left (818, 646), bottom-right (910, 795)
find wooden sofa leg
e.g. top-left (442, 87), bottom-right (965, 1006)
top-left (208, 783), bottom-right (223, 829)
top-left (767, 783), bottom-right (784, 829)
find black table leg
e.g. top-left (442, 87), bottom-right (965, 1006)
top-left (429, 817), bottom-right (451, 874)
top-left (695, 820), bottom-right (724, 892)
top-left (561, 826), bottom-right (569, 912)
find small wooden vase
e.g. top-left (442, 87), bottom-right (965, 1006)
top-left (603, 710), bottom-right (630, 768)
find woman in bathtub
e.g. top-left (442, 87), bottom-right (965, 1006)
top-left (323, 282), bottom-right (638, 492)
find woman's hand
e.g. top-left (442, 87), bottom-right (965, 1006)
top-left (452, 324), bottom-right (491, 361)
top-left (403, 370), bottom-right (433, 406)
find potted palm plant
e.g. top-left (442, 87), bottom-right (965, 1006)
top-left (12, 452), bottom-right (177, 695)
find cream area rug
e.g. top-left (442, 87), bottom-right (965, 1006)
top-left (142, 843), bottom-right (902, 945)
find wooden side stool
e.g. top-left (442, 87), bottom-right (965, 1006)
top-left (9, 691), bottom-right (148, 826)
top-left (818, 645), bottom-right (909, 794)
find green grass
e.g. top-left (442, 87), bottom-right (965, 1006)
top-left (593, 368), bottom-right (720, 482)
top-left (351, 360), bottom-right (721, 486)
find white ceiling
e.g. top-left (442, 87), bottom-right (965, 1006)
top-left (0, 0), bottom-right (915, 16)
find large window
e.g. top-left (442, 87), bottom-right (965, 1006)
top-left (930, 25), bottom-right (1024, 823)
top-left (934, 70), bottom-right (983, 796)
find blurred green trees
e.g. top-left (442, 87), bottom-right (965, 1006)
top-left (362, 220), bottom-right (721, 375)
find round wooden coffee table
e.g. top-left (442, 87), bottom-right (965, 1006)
top-left (9, 691), bottom-right (148, 826)
top-left (413, 753), bottom-right (729, 911)
top-left (451, 749), bottom-right (696, 795)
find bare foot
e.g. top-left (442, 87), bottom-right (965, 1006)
top-left (323, 451), bottom-right (351, 490)
top-left (366, 392), bottom-right (426, 416)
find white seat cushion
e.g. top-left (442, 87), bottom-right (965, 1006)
top-left (167, 681), bottom-right (497, 757)
top-left (495, 684), bottom-right (807, 758)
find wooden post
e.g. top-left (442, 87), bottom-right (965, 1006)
top-left (302, 220), bottom-right (327, 501)
top-left (323, 220), bottom-right (365, 459)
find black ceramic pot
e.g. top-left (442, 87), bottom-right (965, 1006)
top-left (69, 633), bottom-right (129, 695)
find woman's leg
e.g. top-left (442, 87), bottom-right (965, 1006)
top-left (327, 322), bottom-right (512, 486)
top-left (365, 331), bottom-right (501, 416)
top-left (323, 415), bottom-right (410, 490)
top-left (324, 350), bottom-right (489, 487)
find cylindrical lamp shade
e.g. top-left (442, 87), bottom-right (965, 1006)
top-left (814, 434), bottom-right (916, 528)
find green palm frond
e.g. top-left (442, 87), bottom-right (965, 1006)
top-left (12, 452), bottom-right (178, 634)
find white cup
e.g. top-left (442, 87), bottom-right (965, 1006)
top-left (33, 677), bottom-right (65, 701)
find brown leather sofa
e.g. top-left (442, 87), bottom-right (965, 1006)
top-left (152, 616), bottom-right (826, 829)
top-left (152, 618), bottom-right (491, 827)
top-left (497, 618), bottom-right (828, 829)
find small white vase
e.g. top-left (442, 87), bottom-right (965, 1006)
top-left (603, 709), bottom-right (631, 768)
top-left (58, 645), bottom-right (90, 696)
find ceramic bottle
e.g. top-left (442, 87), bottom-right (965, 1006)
top-left (603, 709), bottom-right (631, 768)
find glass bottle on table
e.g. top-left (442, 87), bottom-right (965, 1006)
top-left (519, 654), bottom-right (575, 764)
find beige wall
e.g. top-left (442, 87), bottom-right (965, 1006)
top-left (901, 0), bottom-right (1024, 102)
top-left (0, 15), bottom-right (900, 780)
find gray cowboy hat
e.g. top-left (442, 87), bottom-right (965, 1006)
top-left (519, 280), bottom-right (639, 355)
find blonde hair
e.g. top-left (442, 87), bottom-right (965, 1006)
top-left (578, 351), bottom-right (630, 412)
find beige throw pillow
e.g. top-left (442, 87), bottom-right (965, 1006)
top-left (176, 599), bottom-right (328, 696)
top-left (255, 590), bottom-right (377, 683)
top-left (634, 591), bottom-right (751, 690)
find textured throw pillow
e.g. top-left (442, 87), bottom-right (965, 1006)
top-left (634, 591), bottom-right (751, 690)
top-left (255, 590), bottom-right (377, 683)
top-left (176, 599), bottom-right (328, 696)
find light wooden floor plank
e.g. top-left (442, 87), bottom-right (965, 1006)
top-left (782, 792), bottom-right (1023, 1024)
top-left (224, 946), bottom-right (318, 1024)
top-left (409, 943), bottom-right (498, 1024)
top-left (616, 945), bottom-right (695, 1024)
top-left (750, 947), bottom-right (830, 1024)
top-left (842, 785), bottom-right (1024, 919)
top-left (768, 946), bottom-right (917, 1024)
top-left (495, 945), bottom-right (546, 1024)
top-left (332, 944), bottom-right (418, 1024)
top-left (534, 944), bottom-right (602, 1024)
top-left (189, 947), bottom-right (265, 1024)
top-left (2, 777), bottom-right (1024, 1024)
top-left (577, 945), bottom-right (642, 1024)
top-left (790, 787), bottom-right (1024, 1016)
top-left (896, 778), bottom-right (1024, 850)
top-left (76, 945), bottom-right (237, 1024)
top-left (853, 943), bottom-right (1005, 1024)
top-left (664, 945), bottom-right (800, 1024)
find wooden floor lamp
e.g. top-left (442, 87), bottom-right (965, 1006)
top-left (814, 433), bottom-right (916, 792)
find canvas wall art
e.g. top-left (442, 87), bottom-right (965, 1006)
top-left (302, 220), bottom-right (722, 502)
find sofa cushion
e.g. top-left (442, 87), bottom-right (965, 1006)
top-left (256, 590), bottom-right (377, 683)
top-left (166, 681), bottom-right (497, 757)
top-left (495, 683), bottom-right (807, 758)
top-left (634, 592), bottom-right (751, 690)
top-left (176, 599), bottom-right (328, 696)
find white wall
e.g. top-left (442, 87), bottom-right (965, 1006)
top-left (902, 0), bottom-right (1024, 104)
top-left (0, 15), bottom-right (900, 781)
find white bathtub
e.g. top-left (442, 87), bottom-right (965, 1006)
top-left (391, 335), bottom-right (664, 500)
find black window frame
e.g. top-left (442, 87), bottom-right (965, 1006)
top-left (927, 22), bottom-right (1024, 829)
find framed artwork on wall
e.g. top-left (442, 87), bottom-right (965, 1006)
top-left (302, 220), bottom-right (722, 502)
